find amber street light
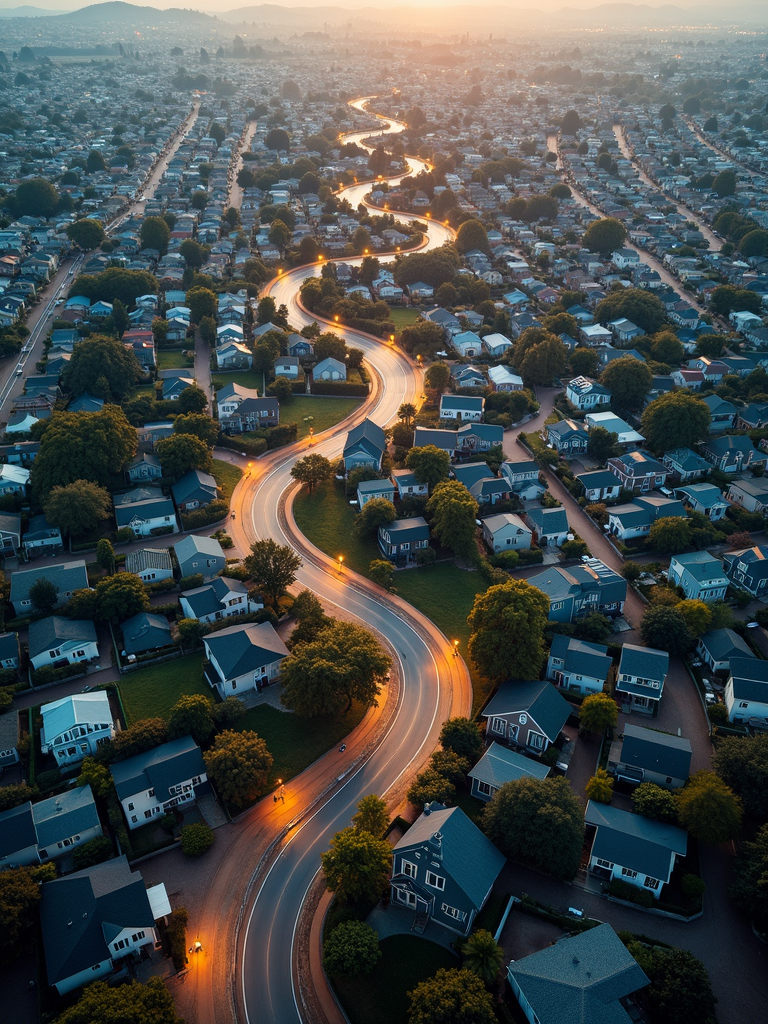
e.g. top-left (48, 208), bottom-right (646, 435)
top-left (338, 554), bottom-right (344, 572)
top-left (453, 639), bottom-right (459, 657)
top-left (247, 460), bottom-right (253, 477)
top-left (389, 334), bottom-right (395, 345)
top-left (334, 314), bottom-right (340, 323)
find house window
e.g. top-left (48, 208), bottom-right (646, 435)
top-left (148, 789), bottom-right (155, 797)
top-left (425, 871), bottom-right (445, 890)
top-left (477, 781), bottom-right (492, 796)
top-left (402, 860), bottom-right (417, 878)
top-left (132, 932), bottom-right (145, 942)
top-left (740, 702), bottom-right (749, 708)
top-left (441, 904), bottom-right (466, 921)
top-left (131, 815), bottom-right (137, 823)
top-left (621, 867), bottom-right (638, 879)
top-left (145, 810), bottom-right (152, 819)
top-left (644, 877), bottom-right (660, 890)
top-left (490, 718), bottom-right (506, 735)
top-left (596, 858), bottom-right (614, 869)
top-left (528, 731), bottom-right (545, 750)
top-left (551, 602), bottom-right (563, 611)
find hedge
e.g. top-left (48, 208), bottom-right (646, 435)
top-left (32, 662), bottom-right (86, 686)
top-left (311, 381), bottom-right (369, 396)
top-left (178, 573), bottom-right (204, 591)
top-left (218, 434), bottom-right (268, 458)
top-left (180, 500), bottom-right (230, 530)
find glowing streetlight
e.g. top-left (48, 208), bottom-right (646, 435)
top-left (338, 554), bottom-right (344, 572)
top-left (389, 334), bottom-right (395, 345)
top-left (277, 267), bottom-right (283, 275)
top-left (334, 314), bottom-right (340, 323)
top-left (247, 460), bottom-right (253, 477)
top-left (452, 639), bottom-right (459, 657)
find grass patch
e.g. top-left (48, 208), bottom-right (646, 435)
top-left (237, 701), bottom-right (368, 786)
top-left (119, 654), bottom-right (210, 724)
top-left (333, 935), bottom-right (457, 1024)
top-left (389, 307), bottom-right (422, 331)
top-left (293, 480), bottom-right (376, 575)
top-left (156, 349), bottom-right (191, 370)
top-left (212, 458), bottom-right (242, 504)
top-left (281, 395), bottom-right (363, 440)
top-left (212, 370), bottom-right (264, 393)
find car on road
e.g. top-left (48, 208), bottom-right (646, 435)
top-left (15, 367), bottom-right (23, 376)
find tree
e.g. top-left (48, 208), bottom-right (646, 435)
top-left (518, 335), bottom-right (569, 386)
top-left (179, 239), bottom-right (207, 268)
top-left (456, 218), bottom-right (491, 256)
top-left (168, 694), bottom-right (214, 745)
top-left (355, 498), bottom-right (396, 538)
top-left (586, 767), bottom-right (614, 804)
top-left (199, 315), bottom-right (216, 346)
top-left (467, 580), bottom-right (549, 683)
top-left (676, 599), bottom-right (712, 639)
top-left (66, 218), bottom-right (105, 249)
top-left (323, 920), bottom-right (381, 978)
top-left (595, 288), bottom-right (667, 336)
top-left (561, 109), bottom-right (583, 134)
top-left (641, 391), bottom-right (710, 453)
top-left (481, 777), bottom-right (584, 879)
top-left (76, 756), bottom-right (113, 798)
top-left (95, 573), bottom-right (150, 623)
top-left (368, 559), bottom-right (395, 591)
top-left (407, 768), bottom-right (456, 807)
top-left (0, 867), bottom-right (44, 959)
top-left (599, 356), bottom-right (653, 410)
top-left (426, 480), bottom-right (479, 559)
top-left (29, 576), bottom-right (59, 614)
top-left (710, 285), bottom-right (761, 317)
top-left (0, 783), bottom-right (39, 813)
top-left (542, 311), bottom-right (578, 337)
top-left (424, 361), bottom-right (451, 393)
top-left (405, 445), bottom-right (451, 492)
top-left (625, 945), bottom-right (717, 1024)
top-left (739, 229), bottom-right (768, 259)
top-left (462, 930), bottom-right (505, 988)
top-left (140, 215), bottom-right (170, 255)
top-left (713, 168), bottom-right (736, 198)
top-left (398, 402), bottom-right (417, 426)
top-left (265, 127), bottom-right (290, 152)
top-left (313, 331), bottom-right (347, 363)
top-left (54, 979), bottom-right (184, 1024)
top-left (676, 770), bottom-right (742, 844)
top-left (291, 453), bottom-right (332, 494)
top-left (429, 750), bottom-right (470, 785)
top-left (632, 782), bottom-right (679, 823)
top-left (650, 330), bottom-right (685, 365)
top-left (648, 516), bottom-right (692, 554)
top-left (712, 734), bottom-right (768, 821)
top-left (582, 217), bottom-right (627, 256)
top-left (185, 285), bottom-right (217, 324)
top-left (730, 821), bottom-right (768, 928)
top-left (96, 538), bottom-right (116, 576)
top-left (243, 539), bottom-right (302, 605)
top-left (204, 729), bottom-right (273, 808)
top-left (280, 620), bottom-right (391, 716)
top-left (71, 835), bottom-right (113, 870)
top-left (177, 384), bottom-right (208, 414)
top-left (288, 590), bottom-right (330, 648)
top-left (439, 717), bottom-right (483, 763)
top-left (408, 967), bottom-right (496, 1024)
top-left (268, 376), bottom-right (293, 403)
top-left (580, 693), bottom-right (618, 735)
top-left (156, 433), bottom-right (212, 478)
top-left (15, 177), bottom-right (59, 217)
top-left (173, 412), bottom-right (219, 447)
top-left (62, 334), bottom-right (141, 400)
top-left (586, 426), bottom-right (619, 464)
top-left (178, 617), bottom-right (207, 650)
top-left (42, 479), bottom-right (112, 537)
top-left (101, 718), bottom-right (168, 764)
top-left (641, 604), bottom-right (692, 655)
top-left (180, 821), bottom-right (214, 856)
top-left (570, 347), bottom-right (600, 378)
top-left (400, 321), bottom-right (446, 360)
top-left (352, 794), bottom-right (389, 837)
top-left (321, 826), bottom-right (392, 904)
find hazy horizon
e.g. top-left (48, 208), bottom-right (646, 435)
top-left (0, 0), bottom-right (730, 13)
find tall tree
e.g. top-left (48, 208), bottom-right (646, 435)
top-left (54, 979), bottom-right (184, 1024)
top-left (185, 285), bottom-right (217, 324)
top-left (641, 391), bottom-right (711, 453)
top-left (640, 604), bottom-right (692, 656)
top-left (586, 426), bottom-right (620, 464)
top-left (321, 827), bottom-right (392, 904)
top-left (29, 576), bottom-right (59, 614)
top-left (96, 538), bottom-right (116, 576)
top-left (600, 357), bottom-right (653, 409)
top-left (579, 693), bottom-right (618, 735)
top-left (426, 480), bottom-right (479, 559)
top-left (291, 454), bottom-right (332, 494)
top-left (156, 433), bottom-right (212, 478)
top-left (352, 794), bottom-right (389, 837)
top-left (66, 218), bottom-right (105, 249)
top-left (455, 219), bottom-right (491, 256)
top-left (461, 930), bottom-right (505, 987)
top-left (594, 288), bottom-right (666, 336)
top-left (94, 573), bottom-right (149, 623)
top-left (168, 694), bottom-right (215, 746)
top-left (203, 730), bottom-right (273, 808)
top-left (173, 412), bottom-right (219, 447)
top-left (676, 770), bottom-right (742, 844)
top-left (648, 517), bottom-right (692, 554)
top-left (467, 580), bottom-right (549, 683)
top-left (32, 407), bottom-right (137, 498)
top-left (713, 734), bottom-right (768, 821)
top-left (582, 217), bottom-right (627, 256)
top-left (439, 717), bottom-right (483, 763)
top-left (140, 215), bottom-right (171, 254)
top-left (62, 334), bottom-right (141, 400)
top-left (518, 335), bottom-right (569, 386)
top-left (323, 920), bottom-right (382, 979)
top-left (407, 968), bottom-right (497, 1024)
top-left (43, 480), bottom-right (112, 536)
top-left (243, 539), bottom-right (302, 605)
top-left (405, 445), bottom-right (451, 492)
top-left (355, 498), bottom-right (396, 538)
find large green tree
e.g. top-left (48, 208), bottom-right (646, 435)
top-left (355, 498), bottom-right (396, 538)
top-left (405, 445), bottom-right (451, 491)
top-left (66, 218), bottom-right (105, 249)
top-left (323, 920), bottom-right (382, 978)
top-left (407, 968), bottom-right (496, 1024)
top-left (426, 480), bottom-right (479, 559)
top-left (582, 217), bottom-right (627, 256)
top-left (15, 177), bottom-right (59, 217)
top-left (641, 391), bottom-right (711, 453)
top-left (579, 692), bottom-right (619, 735)
top-left (467, 580), bottom-right (549, 683)
top-left (713, 734), bottom-right (768, 821)
top-left (461, 929), bottom-right (505, 987)
top-left (640, 604), bottom-right (692, 655)
top-left (439, 717), bottom-right (483, 763)
top-left (291, 454), bottom-right (332, 494)
top-left (648, 516), bottom-right (692, 554)
top-left (455, 218), bottom-right (491, 256)
top-left (185, 285), bottom-right (218, 324)
top-left (140, 215), bottom-right (171, 255)
top-left (351, 794), bottom-right (389, 837)
top-left (54, 978), bottom-right (184, 1024)
top-left (321, 826), bottom-right (392, 904)
top-left (168, 694), bottom-right (215, 746)
top-left (595, 287), bottom-right (666, 336)
top-left (43, 480), bottom-right (112, 536)
top-left (676, 770), bottom-right (742, 844)
top-left (624, 943), bottom-right (717, 1024)
top-left (0, 866), bottom-right (46, 959)
top-left (650, 330), bottom-right (685, 365)
top-left (203, 729), bottom-right (273, 808)
top-left (600, 356), bottom-right (654, 410)
top-left (713, 168), bottom-right (736, 198)
top-left (156, 433), bottom-right (212, 478)
top-left (71, 268), bottom-right (157, 307)
top-left (173, 412), bottom-right (219, 447)
top-left (243, 539), bottom-right (302, 605)
top-left (632, 782), bottom-right (679, 823)
top-left (518, 335), bottom-right (570, 386)
top-left (586, 426), bottom-right (620, 464)
top-left (94, 572), bottom-right (150, 623)
top-left (62, 334), bottom-right (141, 400)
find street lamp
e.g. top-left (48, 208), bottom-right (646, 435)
top-left (247, 460), bottom-right (253, 477)
top-left (334, 314), bottom-right (340, 323)
top-left (453, 639), bottom-right (459, 657)
top-left (389, 334), bottom-right (395, 345)
top-left (338, 554), bottom-right (344, 572)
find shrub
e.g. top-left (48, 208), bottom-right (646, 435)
top-left (160, 813), bottom-right (177, 833)
top-left (115, 526), bottom-right (136, 543)
top-left (681, 873), bottom-right (706, 900)
top-left (72, 835), bottom-right (113, 870)
top-left (180, 822), bottom-right (214, 856)
top-left (178, 573), bottom-right (205, 591)
top-left (165, 907), bottom-right (189, 971)
top-left (516, 548), bottom-right (544, 565)
top-left (561, 539), bottom-right (589, 559)
top-left (707, 703), bottom-right (728, 725)
top-left (181, 499), bottom-right (230, 530)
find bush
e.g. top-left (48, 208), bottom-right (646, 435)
top-left (32, 662), bottom-right (85, 686)
top-left (178, 573), bottom-right (205, 591)
top-left (180, 821), bottom-right (214, 856)
top-left (681, 873), bottom-right (706, 900)
top-left (181, 499), bottom-right (230, 530)
top-left (165, 907), bottom-right (189, 971)
top-left (561, 539), bottom-right (588, 559)
top-left (707, 703), bottom-right (728, 725)
top-left (218, 434), bottom-right (268, 458)
top-left (115, 526), bottom-right (136, 544)
top-left (36, 768), bottom-right (63, 791)
top-left (160, 813), bottom-right (177, 833)
top-left (489, 550), bottom-right (519, 570)
top-left (72, 835), bottom-right (113, 870)
top-left (516, 548), bottom-right (544, 565)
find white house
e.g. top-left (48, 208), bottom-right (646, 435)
top-left (111, 736), bottom-right (207, 829)
top-left (216, 340), bottom-right (253, 369)
top-left (487, 365), bottom-right (523, 392)
top-left (439, 395), bottom-right (484, 421)
top-left (356, 478), bottom-right (396, 507)
top-left (274, 355), bottom-right (300, 379)
top-left (391, 468), bottom-right (428, 500)
top-left (0, 785), bottom-right (103, 870)
top-left (0, 463), bottom-right (29, 494)
top-left (203, 620), bottom-right (290, 698)
top-left (217, 381), bottom-right (260, 419)
top-left (481, 513), bottom-right (532, 553)
top-left (40, 692), bottom-right (114, 767)
top-left (615, 644), bottom-right (669, 716)
top-left (546, 634), bottom-right (612, 696)
top-left (29, 617), bottom-right (99, 672)
top-left (313, 356), bottom-right (346, 381)
top-left (566, 376), bottom-right (612, 410)
top-left (180, 576), bottom-right (262, 624)
top-left (725, 657), bottom-right (768, 726)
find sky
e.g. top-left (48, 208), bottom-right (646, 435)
top-left (0, 0), bottom-right (711, 12)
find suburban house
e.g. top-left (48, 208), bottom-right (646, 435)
top-left (174, 534), bottom-right (226, 579)
top-left (21, 513), bottom-right (63, 558)
top-left (172, 469), bottom-right (218, 512)
top-left (452, 462), bottom-right (511, 506)
top-left (607, 451), bottom-right (669, 493)
top-left (343, 419), bottom-right (387, 472)
top-left (29, 617), bottom-right (99, 672)
top-left (546, 634), bottom-right (612, 696)
top-left (274, 355), bottom-right (300, 380)
top-left (40, 856), bottom-right (169, 995)
top-left (523, 507), bottom-right (569, 549)
top-left (221, 397), bottom-right (280, 433)
top-left (697, 627), bottom-right (755, 674)
top-left (723, 544), bottom-right (768, 598)
top-left (500, 460), bottom-right (545, 501)
top-left (413, 427), bottom-right (457, 458)
top-left (482, 333), bottom-right (514, 358)
top-left (378, 516), bottom-right (430, 564)
top-left (674, 483), bottom-right (729, 520)
top-left (699, 435), bottom-right (767, 474)
top-left (565, 376), bottom-right (612, 410)
top-left (0, 785), bottom-right (102, 870)
top-left (585, 801), bottom-right (687, 899)
top-left (546, 418), bottom-right (589, 458)
top-left (487, 365), bottom-right (523, 391)
top-left (608, 724), bottom-right (692, 789)
top-left (0, 630), bottom-right (20, 669)
top-left (40, 692), bottom-right (114, 767)
top-left (615, 644), bottom-right (669, 716)
top-left (0, 511), bottom-right (21, 555)
top-left (508, 923), bottom-right (648, 1024)
top-left (481, 513), bottom-right (532, 554)
top-left (125, 547), bottom-right (174, 584)
top-left (668, 551), bottom-right (729, 603)
top-left (113, 487), bottom-right (178, 538)
top-left (0, 463), bottom-right (29, 495)
top-left (702, 394), bottom-right (736, 431)
top-left (527, 559), bottom-right (627, 623)
top-left (216, 381), bottom-right (260, 419)
top-left (111, 736), bottom-right (207, 829)
top-left (467, 742), bottom-right (550, 803)
top-left (216, 341), bottom-right (252, 369)
top-left (180, 576), bottom-right (262, 624)
top-left (357, 477), bottom-right (397, 507)
top-left (482, 680), bottom-right (571, 755)
top-left (725, 657), bottom-right (768, 726)
top-left (607, 496), bottom-right (687, 542)
top-left (662, 447), bottom-right (711, 482)
top-left (203, 620), bottom-right (290, 698)
top-left (439, 395), bottom-right (484, 422)
top-left (389, 803), bottom-right (505, 936)
top-left (727, 476), bottom-right (768, 514)
top-left (455, 422), bottom-right (504, 454)
top-left (391, 468), bottom-right (428, 501)
top-left (313, 356), bottom-right (346, 381)
top-left (10, 560), bottom-right (89, 616)
top-left (585, 411), bottom-right (644, 448)
top-left (120, 612), bottom-right (174, 657)
top-left (576, 469), bottom-right (622, 502)
top-left (125, 452), bottom-right (163, 484)
top-left (287, 334), bottom-right (313, 357)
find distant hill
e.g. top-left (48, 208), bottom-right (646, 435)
top-left (0, 5), bottom-right (70, 16)
top-left (54, 1), bottom-right (215, 23)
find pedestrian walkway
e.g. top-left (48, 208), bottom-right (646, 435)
top-left (238, 682), bottom-right (289, 712)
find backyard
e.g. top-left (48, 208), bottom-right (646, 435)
top-left (118, 654), bottom-right (210, 724)
top-left (280, 395), bottom-right (363, 440)
top-left (389, 307), bottom-right (423, 331)
top-left (211, 458), bottom-right (242, 504)
top-left (156, 349), bottom-right (192, 370)
top-left (212, 369), bottom-right (264, 393)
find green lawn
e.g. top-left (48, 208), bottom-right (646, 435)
top-left (293, 480), bottom-right (375, 575)
top-left (389, 307), bottom-right (422, 331)
top-left (283, 395), bottom-right (363, 440)
top-left (212, 458), bottom-right (243, 504)
top-left (118, 655), bottom-right (210, 724)
top-left (156, 349), bottom-right (192, 370)
top-left (212, 370), bottom-right (264, 393)
top-left (237, 701), bottom-right (368, 786)
top-left (333, 936), bottom-right (457, 1024)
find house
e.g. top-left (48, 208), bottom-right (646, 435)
top-left (699, 435), bottom-right (767, 474)
top-left (607, 451), bottom-right (669, 493)
top-left (725, 657), bottom-right (768, 725)
top-left (216, 341), bottom-right (253, 369)
top-left (161, 374), bottom-right (195, 401)
top-left (452, 365), bottom-right (487, 389)
top-left (172, 469), bottom-right (218, 512)
top-left (313, 356), bottom-right (346, 381)
top-left (727, 476), bottom-right (768, 514)
top-left (546, 419), bottom-right (589, 458)
top-left (481, 513), bottom-right (532, 553)
top-left (0, 630), bottom-right (20, 669)
top-left (585, 801), bottom-right (687, 898)
top-left (508, 923), bottom-right (649, 1024)
top-left (29, 617), bottom-right (99, 672)
top-left (565, 376), bottom-right (612, 410)
top-left (546, 634), bottom-right (612, 696)
top-left (221, 396), bottom-right (279, 432)
top-left (606, 495), bottom-right (687, 542)
top-left (124, 547), bottom-right (174, 583)
top-left (585, 411), bottom-right (644, 448)
top-left (203, 620), bottom-right (290, 698)
top-left (378, 516), bottom-right (430, 564)
top-left (523, 507), bottom-right (569, 549)
top-left (615, 644), bottom-right (669, 716)
top-left (668, 551), bottom-right (728, 602)
top-left (0, 511), bottom-right (21, 555)
top-left (114, 487), bottom-right (178, 538)
top-left (10, 559), bottom-right (89, 616)
top-left (357, 477), bottom-right (397, 507)
top-left (607, 724), bottom-right (692, 789)
top-left (467, 742), bottom-right (550, 802)
top-left (40, 692), bottom-right (114, 767)
top-left (697, 627), bottom-right (755, 674)
top-left (451, 330), bottom-right (483, 358)
top-left (120, 612), bottom-right (174, 656)
top-left (674, 482), bottom-right (729, 520)
top-left (500, 460), bottom-right (545, 501)
top-left (390, 468), bottom-right (428, 501)
top-left (482, 680), bottom-right (571, 755)
top-left (736, 402), bottom-right (768, 431)
top-left (174, 534), bottom-right (225, 579)
top-left (702, 394), bottom-right (736, 431)
top-left (439, 395), bottom-right (484, 422)
top-left (274, 355), bottom-right (300, 380)
top-left (136, 421), bottom-right (174, 450)
top-left (527, 559), bottom-right (627, 623)
top-left (0, 463), bottom-right (29, 495)
top-left (580, 323), bottom-right (613, 346)
top-left (125, 452), bottom-right (163, 484)
top-left (724, 544), bottom-right (768, 597)
top-left (0, 440), bottom-right (40, 466)
top-left (111, 735), bottom-right (207, 829)
top-left (576, 469), bottom-right (622, 502)
top-left (482, 333), bottom-right (514, 358)
top-left (287, 335), bottom-right (314, 357)
top-left (216, 381), bottom-right (260, 419)
top-left (0, 706), bottom-right (20, 768)
top-left (0, 785), bottom-right (102, 870)
top-left (180, 576), bottom-right (262, 624)
top-left (487, 365), bottom-right (523, 391)
top-left (608, 316), bottom-right (643, 342)
top-left (662, 447), bottom-right (711, 483)
top-left (412, 427), bottom-right (457, 458)
top-left (389, 803), bottom-right (505, 936)
top-left (343, 419), bottom-right (387, 472)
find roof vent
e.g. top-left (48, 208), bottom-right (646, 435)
top-left (83, 912), bottom-right (88, 919)
top-left (572, 956), bottom-right (579, 965)
top-left (423, 803), bottom-right (431, 815)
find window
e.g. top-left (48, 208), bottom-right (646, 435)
top-left (596, 858), bottom-right (614, 869)
top-left (441, 903), bottom-right (466, 921)
top-left (145, 810), bottom-right (152, 819)
top-left (477, 781), bottom-right (492, 796)
top-left (425, 871), bottom-right (445, 891)
top-left (114, 939), bottom-right (127, 951)
top-left (644, 877), bottom-right (660, 890)
top-left (75, 650), bottom-right (85, 658)
top-left (128, 802), bottom-right (134, 811)
top-left (621, 867), bottom-right (637, 879)
top-left (131, 815), bottom-right (137, 823)
top-left (48, 648), bottom-right (60, 657)
top-left (527, 731), bottom-right (545, 750)
top-left (740, 702), bottom-right (749, 708)
top-left (91, 964), bottom-right (101, 971)
top-left (401, 860), bottom-right (417, 878)
top-left (147, 789), bottom-right (155, 798)
top-left (132, 931), bottom-right (145, 942)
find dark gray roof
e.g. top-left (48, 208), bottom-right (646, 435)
top-left (343, 418), bottom-right (386, 458)
top-left (10, 560), bottom-right (88, 605)
top-left (728, 656), bottom-right (768, 702)
top-left (394, 804), bottom-right (505, 911)
top-left (549, 634), bottom-right (611, 681)
top-left (110, 735), bottom-right (205, 803)
top-left (0, 631), bottom-right (19, 663)
top-left (698, 628), bottom-right (754, 664)
top-left (182, 576), bottom-right (247, 618)
top-left (0, 512), bottom-right (21, 538)
top-left (120, 612), bottom-right (172, 655)
top-left (468, 742), bottom-right (550, 788)
top-left (453, 462), bottom-right (493, 488)
top-left (32, 785), bottom-right (100, 849)
top-left (125, 548), bottom-right (172, 574)
top-left (618, 725), bottom-right (692, 781)
top-left (413, 426), bottom-right (457, 450)
top-left (508, 923), bottom-right (649, 1024)
top-left (28, 616), bottom-right (97, 660)
top-left (0, 801), bottom-right (36, 859)
top-left (380, 516), bottom-right (429, 541)
top-left (617, 644), bottom-right (669, 684)
top-left (482, 680), bottom-right (571, 742)
top-left (525, 506), bottom-right (569, 535)
top-left (171, 469), bottom-right (217, 504)
top-left (586, 801), bottom-right (687, 881)
top-left (114, 495), bottom-right (175, 528)
top-left (203, 621), bottom-right (289, 680)
top-left (576, 469), bottom-right (621, 490)
top-left (174, 533), bottom-right (225, 562)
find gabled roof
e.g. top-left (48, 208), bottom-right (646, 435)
top-left (120, 612), bottom-right (172, 655)
top-left (32, 785), bottom-right (100, 849)
top-left (172, 469), bottom-right (217, 504)
top-left (549, 634), bottom-right (611, 681)
top-left (41, 692), bottom-right (111, 744)
top-left (482, 680), bottom-right (570, 742)
top-left (618, 644), bottom-right (668, 683)
top-left (111, 736), bottom-right (205, 803)
top-left (586, 801), bottom-right (687, 881)
top-left (0, 801), bottom-right (36, 859)
top-left (618, 724), bottom-right (692, 781)
top-left (343, 418), bottom-right (386, 458)
top-left (698, 627), bottom-right (754, 664)
top-left (174, 534), bottom-right (225, 562)
top-left (468, 741), bottom-right (550, 789)
top-left (10, 559), bottom-right (88, 605)
top-left (182, 576), bottom-right (248, 617)
top-left (728, 656), bottom-right (768, 702)
top-left (29, 616), bottom-right (97, 660)
top-left (203, 621), bottom-right (289, 679)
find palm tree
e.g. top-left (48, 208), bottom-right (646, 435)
top-left (462, 929), bottom-right (504, 987)
top-left (398, 402), bottom-right (417, 426)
